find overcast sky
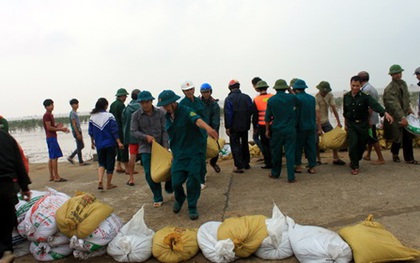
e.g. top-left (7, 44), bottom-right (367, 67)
top-left (1, 0), bottom-right (419, 119)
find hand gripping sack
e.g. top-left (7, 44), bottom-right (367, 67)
top-left (255, 204), bottom-right (295, 260)
top-left (29, 232), bottom-right (73, 261)
top-left (206, 138), bottom-right (225, 159)
top-left (107, 206), bottom-right (155, 262)
top-left (321, 126), bottom-right (347, 150)
top-left (338, 214), bottom-right (420, 263)
top-left (217, 215), bottom-right (268, 258)
top-left (151, 140), bottom-right (172, 183)
top-left (152, 226), bottom-right (199, 263)
top-left (197, 221), bottom-right (236, 263)
top-left (15, 190), bottom-right (47, 225)
top-left (289, 221), bottom-right (352, 263)
top-left (55, 192), bottom-right (114, 239)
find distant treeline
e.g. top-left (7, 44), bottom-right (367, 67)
top-left (9, 115), bottom-right (90, 133)
top-left (8, 91), bottom-right (419, 132)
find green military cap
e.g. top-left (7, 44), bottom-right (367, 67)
top-left (273, 79), bottom-right (289, 90)
top-left (157, 90), bottom-right (181, 107)
top-left (389, 64), bottom-right (404, 75)
top-left (316, 81), bottom-right (332, 93)
top-left (115, 88), bottom-right (129, 97)
top-left (255, 80), bottom-right (269, 89)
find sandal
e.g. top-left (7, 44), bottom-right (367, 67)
top-left (211, 164), bottom-right (221, 173)
top-left (268, 174), bottom-right (279, 179)
top-left (107, 184), bottom-right (118, 190)
top-left (98, 182), bottom-right (103, 190)
top-left (126, 181), bottom-right (135, 186)
top-left (54, 178), bottom-right (68, 182)
top-left (333, 159), bottom-right (346, 165)
top-left (153, 202), bottom-right (163, 208)
top-left (393, 155), bottom-right (401, 163)
top-left (115, 168), bottom-right (126, 174)
top-left (405, 160), bottom-right (420, 165)
top-left (351, 169), bottom-right (359, 175)
top-left (307, 168), bottom-right (316, 174)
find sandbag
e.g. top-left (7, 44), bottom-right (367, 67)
top-left (56, 192), bottom-right (114, 239)
top-left (289, 222), bottom-right (352, 263)
top-left (255, 204), bottom-right (295, 260)
top-left (15, 190), bottom-right (47, 224)
top-left (338, 214), bottom-right (420, 263)
top-left (206, 138), bottom-right (225, 159)
top-left (73, 246), bottom-right (107, 260)
top-left (217, 215), bottom-right (268, 258)
top-left (70, 213), bottom-right (123, 252)
top-left (107, 206), bottom-right (155, 262)
top-left (151, 140), bottom-right (172, 183)
top-left (321, 126), bottom-right (347, 150)
top-left (197, 221), bottom-right (236, 263)
top-left (29, 232), bottom-right (73, 261)
top-left (17, 188), bottom-right (70, 242)
top-left (13, 240), bottom-right (30, 258)
top-left (405, 114), bottom-right (420, 136)
top-left (152, 226), bottom-right (199, 263)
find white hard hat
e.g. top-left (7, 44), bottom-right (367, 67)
top-left (181, 80), bottom-right (195, 90)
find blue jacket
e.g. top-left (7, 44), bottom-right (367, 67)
top-left (224, 89), bottom-right (252, 132)
top-left (88, 111), bottom-right (119, 150)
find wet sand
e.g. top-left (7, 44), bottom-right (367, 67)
top-left (17, 149), bottom-right (420, 263)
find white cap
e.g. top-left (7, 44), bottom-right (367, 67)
top-left (181, 80), bottom-right (195, 90)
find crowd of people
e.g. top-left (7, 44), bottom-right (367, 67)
top-left (1, 64), bottom-right (420, 262)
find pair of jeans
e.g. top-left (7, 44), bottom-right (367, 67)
top-left (69, 131), bottom-right (84, 163)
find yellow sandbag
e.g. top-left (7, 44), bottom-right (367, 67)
top-left (151, 140), bottom-right (172, 183)
top-left (206, 138), bottom-right (225, 159)
top-left (217, 215), bottom-right (268, 258)
top-left (338, 214), bottom-right (420, 263)
top-left (321, 126), bottom-right (347, 150)
top-left (152, 226), bottom-right (199, 263)
top-left (55, 192), bottom-right (114, 239)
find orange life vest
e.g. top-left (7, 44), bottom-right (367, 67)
top-left (254, 93), bottom-right (273, 125)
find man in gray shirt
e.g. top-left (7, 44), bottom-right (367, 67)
top-left (67, 98), bottom-right (88, 166)
top-left (358, 71), bottom-right (385, 164)
top-left (130, 91), bottom-right (172, 207)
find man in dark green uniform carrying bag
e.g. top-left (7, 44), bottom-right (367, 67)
top-left (343, 75), bottom-right (393, 175)
top-left (157, 90), bottom-right (218, 220)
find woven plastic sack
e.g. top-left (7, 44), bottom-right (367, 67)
top-left (107, 206), bottom-right (155, 262)
top-left (73, 246), bottom-right (107, 260)
top-left (152, 226), bottom-right (199, 263)
top-left (206, 138), bottom-right (225, 159)
top-left (29, 232), bottom-right (73, 261)
top-left (15, 190), bottom-right (47, 224)
top-left (217, 215), bottom-right (268, 258)
top-left (70, 213), bottom-right (123, 252)
top-left (289, 222), bottom-right (352, 263)
top-left (255, 204), bottom-right (295, 260)
top-left (321, 126), bottom-right (347, 150)
top-left (56, 191), bottom-right (114, 239)
top-left (338, 214), bottom-right (420, 263)
top-left (197, 221), bottom-right (236, 263)
top-left (151, 140), bottom-right (172, 183)
top-left (405, 114), bottom-right (420, 136)
top-left (13, 240), bottom-right (30, 258)
top-left (17, 188), bottom-right (70, 242)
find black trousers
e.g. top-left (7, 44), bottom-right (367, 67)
top-left (258, 125), bottom-right (272, 167)
top-left (0, 179), bottom-right (18, 257)
top-left (391, 129), bottom-right (414, 161)
top-left (229, 130), bottom-right (250, 169)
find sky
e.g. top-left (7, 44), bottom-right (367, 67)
top-left (1, 0), bottom-right (419, 119)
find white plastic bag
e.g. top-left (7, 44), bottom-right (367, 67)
top-left (255, 204), bottom-right (294, 260)
top-left (288, 222), bottom-right (352, 263)
top-left (197, 221), bottom-right (236, 263)
top-left (73, 246), bottom-right (107, 260)
top-left (107, 206), bottom-right (155, 262)
top-left (15, 190), bottom-right (47, 224)
top-left (17, 188), bottom-right (70, 242)
top-left (29, 232), bottom-right (73, 261)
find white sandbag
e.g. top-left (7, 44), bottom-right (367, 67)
top-left (29, 232), bottom-right (73, 261)
top-left (255, 204), bottom-right (294, 260)
top-left (17, 188), bottom-right (70, 242)
top-left (15, 190), bottom-right (47, 224)
top-left (197, 221), bottom-right (236, 263)
top-left (288, 222), bottom-right (352, 263)
top-left (107, 206), bottom-right (155, 262)
top-left (405, 114), bottom-right (420, 136)
top-left (70, 213), bottom-right (123, 252)
top-left (12, 228), bottom-right (25, 246)
top-left (13, 240), bottom-right (30, 258)
top-left (73, 246), bottom-right (107, 260)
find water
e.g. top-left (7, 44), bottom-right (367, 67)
top-left (11, 114), bottom-right (343, 164)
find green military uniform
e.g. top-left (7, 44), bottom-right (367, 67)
top-left (110, 98), bottom-right (129, 162)
top-left (343, 91), bottom-right (386, 169)
top-left (265, 89), bottom-right (300, 182)
top-left (165, 104), bottom-right (206, 217)
top-left (179, 96), bottom-right (207, 184)
top-left (122, 100), bottom-right (140, 145)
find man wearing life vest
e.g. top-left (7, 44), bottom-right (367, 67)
top-left (252, 80), bottom-right (274, 169)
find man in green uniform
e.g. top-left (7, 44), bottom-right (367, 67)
top-left (344, 76), bottom-right (393, 175)
top-left (265, 79), bottom-right (300, 183)
top-left (157, 90), bottom-right (218, 220)
top-left (179, 81), bottom-right (208, 190)
top-left (110, 88), bottom-right (129, 174)
top-left (293, 79), bottom-right (317, 174)
top-left (383, 64), bottom-right (419, 164)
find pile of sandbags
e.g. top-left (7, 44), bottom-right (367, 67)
top-left (249, 144), bottom-right (261, 158)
